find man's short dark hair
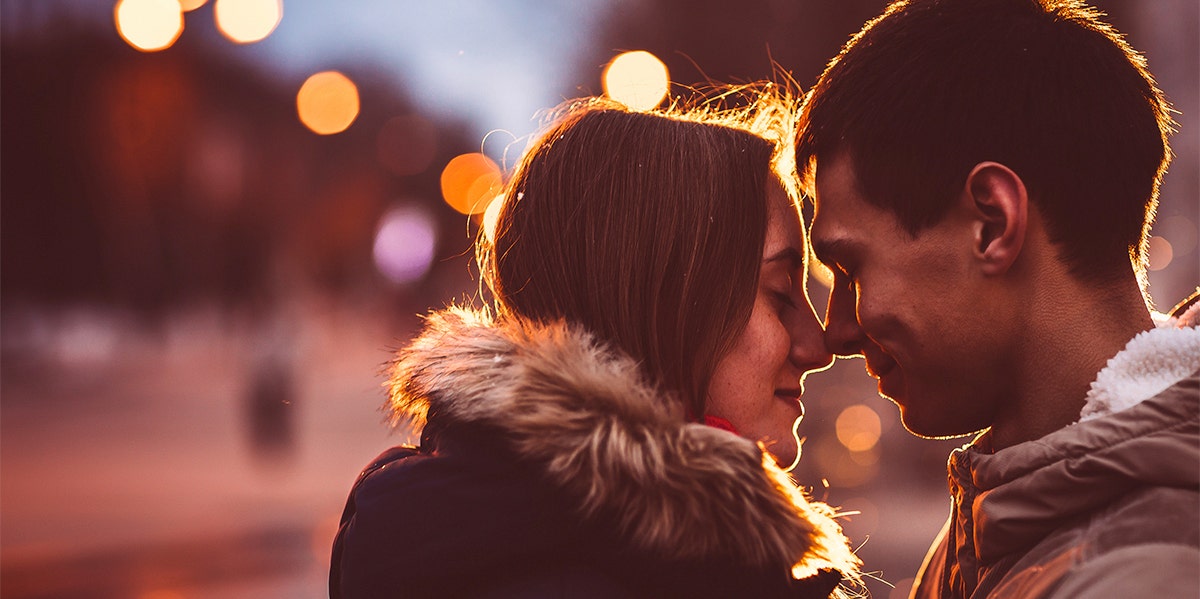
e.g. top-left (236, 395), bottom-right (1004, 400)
top-left (797, 0), bottom-right (1175, 282)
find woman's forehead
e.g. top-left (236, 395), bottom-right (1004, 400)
top-left (766, 179), bottom-right (804, 240)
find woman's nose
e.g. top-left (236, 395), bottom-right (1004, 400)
top-left (790, 295), bottom-right (834, 373)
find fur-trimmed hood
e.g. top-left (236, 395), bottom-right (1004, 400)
top-left (384, 307), bottom-right (860, 580)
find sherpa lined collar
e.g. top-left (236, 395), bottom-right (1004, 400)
top-left (1080, 296), bottom-right (1200, 422)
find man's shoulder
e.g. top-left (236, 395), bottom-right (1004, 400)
top-left (1036, 485), bottom-right (1199, 566)
top-left (1086, 485), bottom-right (1200, 548)
top-left (1048, 542), bottom-right (1200, 599)
top-left (991, 485), bottom-right (1199, 598)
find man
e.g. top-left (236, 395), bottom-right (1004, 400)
top-left (795, 0), bottom-right (1200, 597)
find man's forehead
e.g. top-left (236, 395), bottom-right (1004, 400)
top-left (812, 152), bottom-right (861, 208)
top-left (809, 157), bottom-right (874, 262)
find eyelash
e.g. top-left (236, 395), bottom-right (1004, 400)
top-left (774, 290), bottom-right (798, 309)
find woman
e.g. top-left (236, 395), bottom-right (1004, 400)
top-left (330, 94), bottom-right (860, 598)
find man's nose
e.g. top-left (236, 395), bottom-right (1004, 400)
top-left (823, 280), bottom-right (865, 357)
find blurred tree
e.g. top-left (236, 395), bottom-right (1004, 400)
top-left (0, 16), bottom-right (479, 318)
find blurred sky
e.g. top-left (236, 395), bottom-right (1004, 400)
top-left (258, 0), bottom-right (611, 139)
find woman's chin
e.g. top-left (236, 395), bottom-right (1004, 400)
top-left (765, 436), bottom-right (800, 467)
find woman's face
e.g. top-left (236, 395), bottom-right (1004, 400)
top-left (706, 180), bottom-right (832, 466)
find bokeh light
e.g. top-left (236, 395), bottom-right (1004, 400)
top-left (481, 195), bottom-right (505, 244)
top-left (1159, 215), bottom-right (1197, 256)
top-left (836, 404), bottom-right (882, 452)
top-left (603, 51), bottom-right (669, 111)
top-left (848, 444), bottom-right (880, 466)
top-left (296, 71), bottom-right (360, 135)
top-left (440, 153), bottom-right (502, 215)
top-left (376, 115), bottom-right (438, 176)
top-left (179, 0), bottom-right (208, 11)
top-left (1148, 235), bottom-right (1174, 271)
top-left (114, 0), bottom-right (183, 52)
top-left (813, 436), bottom-right (879, 488)
top-left (372, 205), bottom-right (437, 286)
top-left (214, 0), bottom-right (282, 44)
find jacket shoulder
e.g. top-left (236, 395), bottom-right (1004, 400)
top-left (992, 486), bottom-right (1200, 598)
top-left (1047, 543), bottom-right (1200, 599)
top-left (329, 445), bottom-right (422, 599)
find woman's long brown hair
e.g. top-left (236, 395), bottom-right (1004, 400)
top-left (479, 89), bottom-right (799, 420)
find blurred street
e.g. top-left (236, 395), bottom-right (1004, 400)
top-left (1, 298), bottom-right (417, 598)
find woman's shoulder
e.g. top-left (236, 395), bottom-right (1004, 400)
top-left (329, 437), bottom-right (588, 598)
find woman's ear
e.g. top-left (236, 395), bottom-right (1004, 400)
top-left (964, 161), bottom-right (1027, 276)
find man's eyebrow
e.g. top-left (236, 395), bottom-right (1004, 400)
top-left (811, 238), bottom-right (854, 265)
top-left (763, 246), bottom-right (804, 269)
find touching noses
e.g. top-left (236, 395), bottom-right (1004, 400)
top-left (790, 297), bottom-right (834, 373)
top-left (823, 277), bottom-right (866, 357)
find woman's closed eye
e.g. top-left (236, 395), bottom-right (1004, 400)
top-left (772, 288), bottom-right (798, 309)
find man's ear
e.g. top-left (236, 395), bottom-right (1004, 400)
top-left (964, 161), bottom-right (1027, 276)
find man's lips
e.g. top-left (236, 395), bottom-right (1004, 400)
top-left (863, 352), bottom-right (897, 379)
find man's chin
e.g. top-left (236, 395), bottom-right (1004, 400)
top-left (897, 408), bottom-right (947, 439)
top-left (897, 406), bottom-right (987, 440)
top-left (876, 370), bottom-right (905, 405)
top-left (875, 372), bottom-right (979, 438)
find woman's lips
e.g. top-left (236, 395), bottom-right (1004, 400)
top-left (774, 389), bottom-right (803, 404)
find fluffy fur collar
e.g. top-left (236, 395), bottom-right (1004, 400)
top-left (385, 307), bottom-right (859, 580)
top-left (1079, 298), bottom-right (1200, 422)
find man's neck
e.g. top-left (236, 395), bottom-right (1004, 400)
top-left (988, 277), bottom-right (1154, 451)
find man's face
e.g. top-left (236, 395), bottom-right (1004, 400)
top-left (810, 153), bottom-right (1007, 438)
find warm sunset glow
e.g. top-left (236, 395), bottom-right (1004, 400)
top-left (440, 153), bottom-right (502, 215)
top-left (179, 0), bottom-right (208, 11)
top-left (835, 404), bottom-right (882, 452)
top-left (137, 590), bottom-right (186, 599)
top-left (1159, 215), bottom-right (1197, 256)
top-left (214, 0), bottom-right (282, 44)
top-left (1148, 235), bottom-right (1174, 271)
top-left (603, 51), bottom-right (669, 111)
top-left (296, 71), bottom-right (360, 135)
top-left (114, 0), bottom-right (183, 52)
